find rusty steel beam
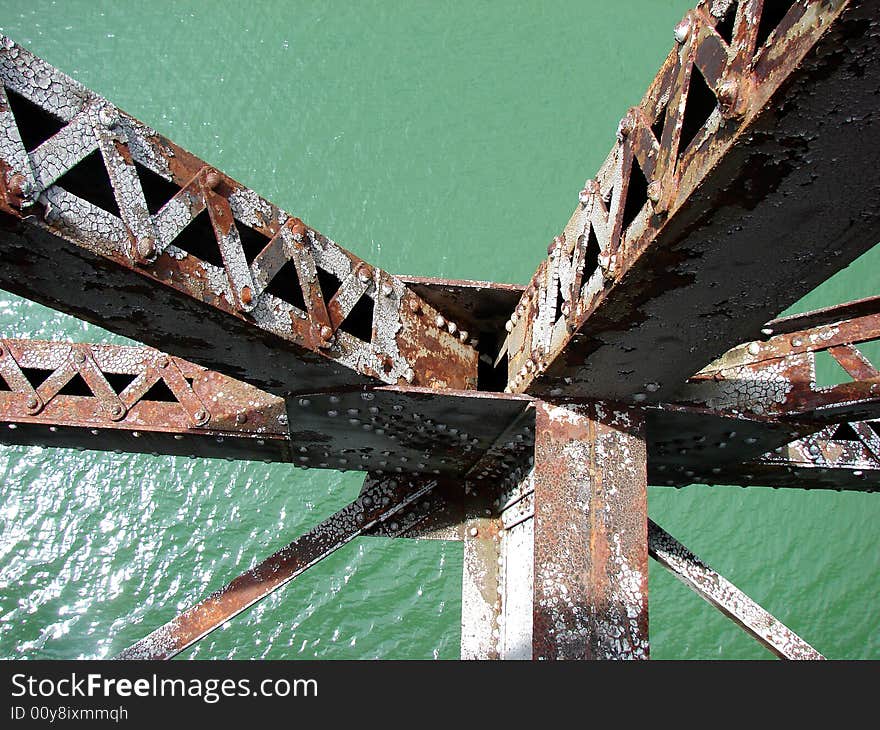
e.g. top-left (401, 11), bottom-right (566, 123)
top-left (116, 473), bottom-right (439, 660)
top-left (648, 519), bottom-right (824, 660)
top-left (502, 0), bottom-right (879, 403)
top-left (0, 37), bottom-right (476, 396)
top-left (681, 303), bottom-right (880, 423)
top-left (532, 401), bottom-right (649, 659)
top-left (0, 337), bottom-right (291, 461)
top-left (0, 336), bottom-right (534, 478)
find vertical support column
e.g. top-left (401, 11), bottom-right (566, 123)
top-left (460, 486), bottom-right (503, 660)
top-left (532, 401), bottom-right (649, 659)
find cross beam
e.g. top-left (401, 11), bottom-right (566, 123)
top-left (0, 38), bottom-right (476, 395)
top-left (502, 0), bottom-right (879, 403)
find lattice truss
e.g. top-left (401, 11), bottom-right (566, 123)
top-left (0, 0), bottom-right (878, 660)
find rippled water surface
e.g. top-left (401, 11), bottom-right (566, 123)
top-left (1, 1), bottom-right (878, 659)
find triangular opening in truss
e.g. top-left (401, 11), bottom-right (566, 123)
top-left (236, 221), bottom-right (271, 264)
top-left (5, 88), bottom-right (66, 151)
top-left (554, 281), bottom-right (567, 324)
top-left (583, 225), bottom-right (601, 280)
top-left (0, 375), bottom-right (10, 391)
top-left (134, 161), bottom-right (180, 216)
top-left (317, 268), bottom-right (343, 305)
top-left (141, 378), bottom-right (179, 403)
top-left (54, 150), bottom-right (122, 218)
top-left (19, 368), bottom-right (53, 390)
top-left (621, 156), bottom-right (649, 233)
top-left (264, 259), bottom-right (307, 311)
top-left (755, 0), bottom-right (795, 52)
top-left (57, 372), bottom-right (93, 397)
top-left (814, 349), bottom-right (853, 387)
top-left (678, 64), bottom-right (717, 157)
top-left (338, 294), bottom-right (375, 343)
top-left (714, 2), bottom-right (737, 45)
top-left (602, 187), bottom-right (614, 217)
top-left (103, 371), bottom-right (139, 396)
top-left (173, 209), bottom-right (224, 267)
top-left (651, 105), bottom-right (667, 143)
top-left (869, 422), bottom-right (880, 438)
top-left (832, 423), bottom-right (861, 441)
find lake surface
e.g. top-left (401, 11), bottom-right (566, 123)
top-left (1, 0), bottom-right (878, 659)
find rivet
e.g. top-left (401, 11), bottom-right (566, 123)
top-left (791, 337), bottom-right (803, 347)
top-left (236, 413), bottom-right (247, 424)
top-left (327, 410), bottom-right (339, 417)
top-left (408, 299), bottom-right (422, 315)
top-left (25, 395), bottom-right (39, 410)
top-left (299, 398), bottom-right (311, 407)
top-left (674, 15), bottom-right (691, 44)
top-left (98, 105), bottom-right (118, 128)
top-left (204, 170), bottom-right (221, 189)
top-left (505, 320), bottom-right (513, 333)
top-left (469, 527), bottom-right (479, 537)
top-left (73, 351), bottom-right (86, 364)
top-left (157, 355), bottom-right (169, 368)
top-left (137, 236), bottom-right (157, 260)
top-left (174, 434), bottom-right (183, 440)
top-left (132, 431), bottom-right (141, 438)
top-left (761, 328), bottom-right (773, 336)
top-left (747, 342), bottom-right (761, 355)
top-left (194, 409), bottom-right (208, 424)
top-left (435, 314), bottom-right (446, 328)
top-left (633, 393), bottom-right (647, 402)
top-left (716, 79), bottom-right (741, 117)
top-left (404, 367), bottom-right (415, 383)
top-left (329, 395), bottom-right (341, 404)
top-left (320, 325), bottom-right (334, 342)
top-left (109, 403), bottom-right (123, 417)
top-left (361, 392), bottom-right (375, 401)
top-left (645, 381), bottom-right (660, 392)
top-left (240, 286), bottom-right (253, 306)
top-left (647, 180), bottom-right (662, 205)
top-left (381, 282), bottom-right (394, 297)
top-left (357, 266), bottom-right (371, 284)
top-left (447, 321), bottom-right (457, 335)
top-left (617, 110), bottom-right (636, 141)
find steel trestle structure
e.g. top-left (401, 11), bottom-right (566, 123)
top-left (0, 0), bottom-right (878, 659)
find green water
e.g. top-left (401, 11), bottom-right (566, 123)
top-left (0, 1), bottom-right (877, 660)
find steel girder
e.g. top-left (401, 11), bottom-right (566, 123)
top-left (501, 0), bottom-right (880, 403)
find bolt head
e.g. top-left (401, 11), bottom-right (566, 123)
top-left (616, 110), bottom-right (637, 141)
top-left (98, 106), bottom-right (118, 128)
top-left (674, 16), bottom-right (691, 44)
top-left (194, 409), bottom-right (208, 424)
top-left (320, 325), bottom-right (334, 342)
top-left (73, 351), bottom-right (86, 364)
top-left (240, 285), bottom-right (253, 305)
top-left (204, 170), bottom-right (221, 189)
top-left (25, 395), bottom-right (39, 410)
top-left (136, 236), bottom-right (157, 260)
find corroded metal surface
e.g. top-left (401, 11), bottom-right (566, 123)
top-left (503, 0), bottom-right (880, 402)
top-left (116, 473), bottom-right (439, 660)
top-left (674, 421), bottom-right (880, 492)
top-left (682, 304), bottom-right (880, 423)
top-left (649, 519), bottom-right (824, 660)
top-left (0, 338), bottom-right (290, 461)
top-left (0, 37), bottom-right (476, 395)
top-left (532, 401), bottom-right (648, 660)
